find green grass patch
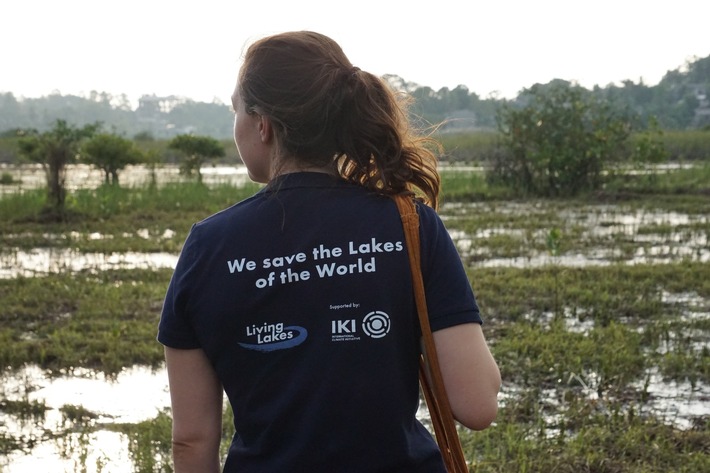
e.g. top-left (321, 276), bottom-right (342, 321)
top-left (605, 161), bottom-right (710, 195)
top-left (661, 129), bottom-right (710, 161)
top-left (0, 182), bottom-right (261, 251)
top-left (0, 269), bottom-right (171, 374)
top-left (110, 409), bottom-right (173, 473)
top-left (464, 409), bottom-right (710, 472)
top-left (0, 171), bottom-right (18, 184)
top-left (439, 167), bottom-right (513, 202)
top-left (494, 319), bottom-right (646, 394)
top-left (436, 131), bottom-right (503, 163)
top-left (473, 263), bottom-right (710, 325)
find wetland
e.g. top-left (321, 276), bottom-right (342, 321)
top-left (1, 163), bottom-right (709, 472)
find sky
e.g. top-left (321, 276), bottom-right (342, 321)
top-left (2, 0), bottom-right (709, 108)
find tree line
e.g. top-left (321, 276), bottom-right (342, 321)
top-left (1, 54), bottom-right (709, 219)
top-left (11, 120), bottom-right (225, 219)
top-left (1, 55), bottom-right (708, 140)
top-left (3, 79), bottom-right (692, 222)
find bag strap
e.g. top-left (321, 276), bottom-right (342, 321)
top-left (393, 194), bottom-right (469, 473)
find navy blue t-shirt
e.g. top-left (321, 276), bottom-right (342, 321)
top-left (158, 172), bottom-right (482, 472)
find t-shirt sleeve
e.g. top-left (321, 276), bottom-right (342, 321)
top-left (157, 225), bottom-right (202, 349)
top-left (417, 204), bottom-right (482, 332)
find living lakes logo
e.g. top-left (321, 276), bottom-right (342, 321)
top-left (238, 322), bottom-right (308, 352)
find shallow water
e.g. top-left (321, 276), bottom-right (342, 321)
top-left (0, 248), bottom-right (178, 278)
top-left (1, 366), bottom-right (170, 473)
top-left (2, 204), bottom-right (708, 277)
top-left (0, 163), bottom-right (251, 195)
top-left (446, 202), bottom-right (710, 268)
top-left (636, 369), bottom-right (710, 430)
top-left (3, 362), bottom-right (706, 472)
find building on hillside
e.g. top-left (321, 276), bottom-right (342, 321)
top-left (136, 95), bottom-right (195, 137)
top-left (691, 85), bottom-right (710, 128)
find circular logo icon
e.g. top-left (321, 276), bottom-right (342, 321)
top-left (362, 311), bottom-right (391, 338)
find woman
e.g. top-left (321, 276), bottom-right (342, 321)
top-left (158, 31), bottom-right (500, 472)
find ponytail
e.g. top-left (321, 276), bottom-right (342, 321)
top-left (335, 70), bottom-right (441, 209)
top-left (239, 31), bottom-right (441, 208)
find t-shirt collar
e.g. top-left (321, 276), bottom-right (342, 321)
top-left (263, 172), bottom-right (343, 192)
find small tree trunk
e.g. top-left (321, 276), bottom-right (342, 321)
top-left (48, 161), bottom-right (64, 209)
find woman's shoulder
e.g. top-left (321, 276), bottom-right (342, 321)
top-left (414, 200), bottom-right (444, 226)
top-left (193, 193), bottom-right (264, 230)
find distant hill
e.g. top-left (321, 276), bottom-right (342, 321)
top-left (1, 55), bottom-right (708, 138)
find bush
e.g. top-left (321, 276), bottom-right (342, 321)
top-left (492, 83), bottom-right (631, 197)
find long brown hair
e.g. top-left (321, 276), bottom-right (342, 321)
top-left (239, 31), bottom-right (441, 208)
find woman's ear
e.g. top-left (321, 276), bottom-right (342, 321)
top-left (258, 115), bottom-right (273, 144)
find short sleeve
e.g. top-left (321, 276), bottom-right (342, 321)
top-left (157, 225), bottom-right (202, 349)
top-left (417, 204), bottom-right (482, 332)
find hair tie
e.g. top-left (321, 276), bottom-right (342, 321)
top-left (350, 66), bottom-right (360, 76)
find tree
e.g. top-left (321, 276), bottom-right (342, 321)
top-left (168, 134), bottom-right (225, 182)
top-left (82, 133), bottom-right (144, 185)
top-left (492, 83), bottom-right (631, 196)
top-left (17, 119), bottom-right (98, 215)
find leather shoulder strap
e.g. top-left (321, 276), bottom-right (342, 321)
top-left (393, 194), bottom-right (468, 473)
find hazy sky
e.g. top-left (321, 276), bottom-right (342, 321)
top-left (2, 0), bottom-right (709, 107)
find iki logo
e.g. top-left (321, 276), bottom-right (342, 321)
top-left (362, 311), bottom-right (390, 338)
top-left (331, 311), bottom-right (390, 342)
top-left (332, 319), bottom-right (356, 334)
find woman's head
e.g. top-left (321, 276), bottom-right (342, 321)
top-left (234, 31), bottom-right (440, 207)
top-left (236, 31), bottom-right (358, 165)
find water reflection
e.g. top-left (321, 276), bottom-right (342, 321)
top-left (1, 366), bottom-right (169, 473)
top-left (460, 246), bottom-right (710, 268)
top-left (497, 374), bottom-right (710, 432)
top-left (636, 369), bottom-right (710, 430)
top-left (4, 362), bottom-right (706, 472)
top-left (4, 430), bottom-right (130, 473)
top-left (2, 215), bottom-right (707, 278)
top-left (0, 163), bottom-right (251, 195)
top-left (445, 202), bottom-right (710, 268)
top-left (0, 248), bottom-right (178, 279)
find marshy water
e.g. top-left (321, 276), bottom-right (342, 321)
top-left (0, 163), bottom-right (252, 196)
top-left (1, 164), bottom-right (708, 472)
top-left (2, 366), bottom-right (169, 472)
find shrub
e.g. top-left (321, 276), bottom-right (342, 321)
top-left (492, 83), bottom-right (631, 196)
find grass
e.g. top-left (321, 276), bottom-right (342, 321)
top-left (439, 167), bottom-right (512, 202)
top-left (0, 181), bottom-right (261, 251)
top-left (660, 129), bottom-right (710, 162)
top-left (605, 160), bottom-right (710, 195)
top-left (0, 398), bottom-right (48, 419)
top-left (0, 269), bottom-right (171, 374)
top-left (0, 171), bottom-right (18, 184)
top-left (436, 131), bottom-right (503, 163)
top-left (3, 261), bottom-right (701, 381)
top-left (433, 129), bottom-right (710, 165)
top-left (463, 410), bottom-right (710, 472)
top-left (0, 163), bottom-right (708, 471)
top-left (110, 409), bottom-right (173, 473)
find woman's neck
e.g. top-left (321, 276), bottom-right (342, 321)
top-left (270, 158), bottom-right (337, 179)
